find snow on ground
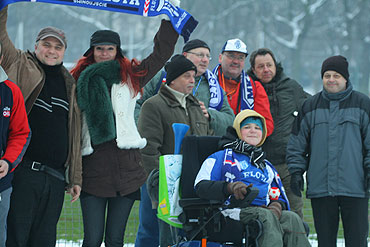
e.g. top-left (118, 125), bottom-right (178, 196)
top-left (56, 238), bottom-right (370, 247)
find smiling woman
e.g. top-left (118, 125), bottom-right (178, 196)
top-left (69, 19), bottom-right (179, 247)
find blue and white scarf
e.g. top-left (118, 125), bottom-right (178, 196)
top-left (0, 0), bottom-right (198, 42)
top-left (213, 64), bottom-right (254, 111)
top-left (160, 69), bottom-right (223, 111)
top-left (204, 69), bottom-right (223, 111)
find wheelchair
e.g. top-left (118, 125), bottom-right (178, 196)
top-left (172, 135), bottom-right (263, 247)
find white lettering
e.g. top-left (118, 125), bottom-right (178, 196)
top-left (122, 0), bottom-right (139, 5)
top-left (129, 0), bottom-right (140, 5)
top-left (175, 12), bottom-right (187, 28)
top-left (242, 171), bottom-right (268, 182)
top-left (73, 0), bottom-right (108, 7)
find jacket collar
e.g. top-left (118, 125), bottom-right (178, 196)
top-left (0, 66), bottom-right (7, 82)
top-left (322, 80), bottom-right (353, 101)
top-left (159, 84), bottom-right (198, 108)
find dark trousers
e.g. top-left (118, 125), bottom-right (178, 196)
top-left (80, 191), bottom-right (135, 247)
top-left (311, 196), bottom-right (369, 247)
top-left (6, 167), bottom-right (65, 247)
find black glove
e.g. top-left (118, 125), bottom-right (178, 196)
top-left (290, 171), bottom-right (304, 197)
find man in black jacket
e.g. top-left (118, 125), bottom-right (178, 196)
top-left (247, 48), bottom-right (310, 218)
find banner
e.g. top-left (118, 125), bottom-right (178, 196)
top-left (0, 0), bottom-right (198, 42)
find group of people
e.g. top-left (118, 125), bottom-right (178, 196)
top-left (0, 2), bottom-right (369, 247)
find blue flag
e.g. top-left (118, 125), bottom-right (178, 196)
top-left (0, 0), bottom-right (198, 42)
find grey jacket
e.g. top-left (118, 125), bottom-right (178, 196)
top-left (135, 70), bottom-right (234, 136)
top-left (287, 81), bottom-right (370, 198)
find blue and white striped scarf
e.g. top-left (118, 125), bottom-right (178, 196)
top-left (213, 64), bottom-right (254, 111)
top-left (0, 0), bottom-right (198, 42)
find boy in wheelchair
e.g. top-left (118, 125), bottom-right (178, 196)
top-left (194, 110), bottom-right (310, 247)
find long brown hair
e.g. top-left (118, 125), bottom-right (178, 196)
top-left (70, 50), bottom-right (147, 96)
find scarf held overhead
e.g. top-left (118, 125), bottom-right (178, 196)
top-left (0, 0), bottom-right (198, 42)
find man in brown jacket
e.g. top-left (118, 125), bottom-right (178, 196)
top-left (0, 6), bottom-right (82, 246)
top-left (137, 55), bottom-right (213, 247)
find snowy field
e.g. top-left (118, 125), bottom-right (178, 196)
top-left (56, 237), bottom-right (370, 247)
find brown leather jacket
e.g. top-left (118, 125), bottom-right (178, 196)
top-left (0, 6), bottom-right (82, 187)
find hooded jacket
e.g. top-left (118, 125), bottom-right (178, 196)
top-left (0, 6), bottom-right (82, 186)
top-left (195, 110), bottom-right (289, 208)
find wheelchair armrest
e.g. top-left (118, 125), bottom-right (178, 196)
top-left (179, 198), bottom-right (224, 209)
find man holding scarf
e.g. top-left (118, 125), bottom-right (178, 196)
top-left (0, 6), bottom-right (82, 246)
top-left (214, 39), bottom-right (274, 136)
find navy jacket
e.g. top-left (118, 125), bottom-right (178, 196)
top-left (0, 67), bottom-right (31, 192)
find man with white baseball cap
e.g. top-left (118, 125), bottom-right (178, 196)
top-left (213, 38), bottom-right (274, 136)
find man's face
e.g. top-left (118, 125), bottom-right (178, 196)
top-left (34, 37), bottom-right (65, 66)
top-left (252, 54), bottom-right (276, 84)
top-left (184, 47), bottom-right (210, 76)
top-left (93, 45), bottom-right (118, 63)
top-left (323, 70), bottom-right (347, 93)
top-left (218, 51), bottom-right (246, 79)
top-left (169, 70), bottom-right (196, 94)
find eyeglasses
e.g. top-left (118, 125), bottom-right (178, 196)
top-left (224, 53), bottom-right (246, 61)
top-left (187, 51), bottom-right (212, 60)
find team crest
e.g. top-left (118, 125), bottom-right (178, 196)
top-left (235, 40), bottom-right (241, 49)
top-left (3, 107), bottom-right (10, 117)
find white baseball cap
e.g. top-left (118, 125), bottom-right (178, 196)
top-left (221, 38), bottom-right (248, 55)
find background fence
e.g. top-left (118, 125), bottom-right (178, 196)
top-left (56, 196), bottom-right (370, 246)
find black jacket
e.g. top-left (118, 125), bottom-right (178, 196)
top-left (248, 64), bottom-right (310, 165)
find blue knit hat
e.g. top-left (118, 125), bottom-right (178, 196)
top-left (240, 117), bottom-right (263, 131)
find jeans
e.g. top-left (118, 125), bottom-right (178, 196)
top-left (6, 167), bottom-right (65, 247)
top-left (311, 196), bottom-right (369, 247)
top-left (135, 183), bottom-right (160, 247)
top-left (80, 191), bottom-right (135, 247)
top-left (0, 187), bottom-right (12, 246)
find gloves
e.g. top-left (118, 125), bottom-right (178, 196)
top-left (227, 181), bottom-right (252, 200)
top-left (290, 171), bottom-right (304, 197)
top-left (268, 201), bottom-right (282, 220)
